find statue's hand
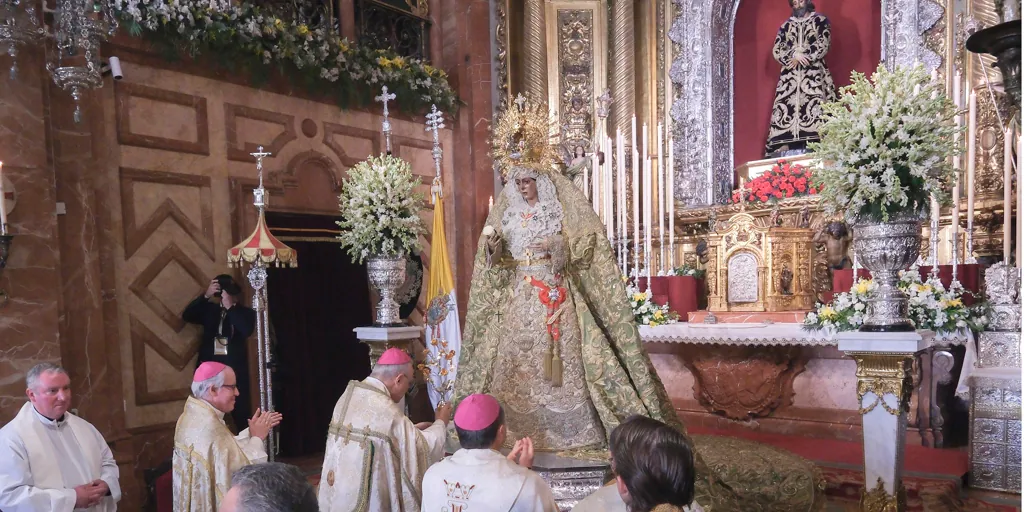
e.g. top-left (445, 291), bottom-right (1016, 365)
top-left (792, 53), bottom-right (810, 67)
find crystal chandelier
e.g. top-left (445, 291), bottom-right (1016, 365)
top-left (1, 0), bottom-right (118, 123)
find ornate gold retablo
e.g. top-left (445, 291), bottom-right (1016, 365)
top-left (705, 211), bottom-right (816, 312)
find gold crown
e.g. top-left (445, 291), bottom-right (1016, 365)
top-left (491, 93), bottom-right (558, 178)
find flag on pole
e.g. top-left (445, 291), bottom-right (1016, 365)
top-left (422, 182), bottom-right (461, 408)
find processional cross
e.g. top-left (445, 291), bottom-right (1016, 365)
top-left (425, 104), bottom-right (446, 202)
top-left (376, 86), bottom-right (397, 154)
top-left (251, 145), bottom-right (272, 209)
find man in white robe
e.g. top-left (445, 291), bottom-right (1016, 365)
top-left (421, 394), bottom-right (558, 512)
top-left (172, 361), bottom-right (282, 512)
top-left (318, 348), bottom-right (451, 512)
top-left (0, 362), bottom-right (121, 512)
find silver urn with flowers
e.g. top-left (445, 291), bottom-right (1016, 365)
top-left (809, 64), bottom-right (959, 332)
top-left (337, 154), bottom-right (426, 326)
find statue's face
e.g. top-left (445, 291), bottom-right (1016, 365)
top-left (516, 177), bottom-right (538, 203)
top-left (574, 146), bottom-right (585, 157)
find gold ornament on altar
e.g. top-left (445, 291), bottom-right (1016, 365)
top-left (491, 93), bottom-right (559, 178)
top-left (705, 211), bottom-right (816, 312)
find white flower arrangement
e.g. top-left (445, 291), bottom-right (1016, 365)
top-left (810, 64), bottom-right (960, 222)
top-left (625, 279), bottom-right (677, 327)
top-left (804, 270), bottom-right (988, 334)
top-left (113, 0), bottom-right (458, 114)
top-left (337, 154), bottom-right (425, 264)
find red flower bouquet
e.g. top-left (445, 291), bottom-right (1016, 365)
top-left (732, 160), bottom-right (819, 204)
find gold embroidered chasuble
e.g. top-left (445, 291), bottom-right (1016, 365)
top-left (317, 377), bottom-right (446, 512)
top-left (456, 170), bottom-right (827, 511)
top-left (172, 396), bottom-right (267, 512)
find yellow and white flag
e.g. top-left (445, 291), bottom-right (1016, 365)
top-left (423, 186), bottom-right (461, 408)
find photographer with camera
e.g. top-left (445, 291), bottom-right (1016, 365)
top-left (182, 274), bottom-right (257, 431)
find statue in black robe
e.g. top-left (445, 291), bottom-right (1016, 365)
top-left (765, 0), bottom-right (838, 157)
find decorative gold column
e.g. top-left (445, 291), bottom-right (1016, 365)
top-left (523, 0), bottom-right (549, 101)
top-left (609, 0), bottom-right (635, 138)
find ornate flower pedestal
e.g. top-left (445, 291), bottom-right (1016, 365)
top-left (837, 331), bottom-right (934, 512)
top-left (354, 325), bottom-right (424, 364)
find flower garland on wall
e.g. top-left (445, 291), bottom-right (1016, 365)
top-left (114, 0), bottom-right (459, 114)
top-left (732, 160), bottom-right (818, 204)
top-left (803, 269), bottom-right (988, 335)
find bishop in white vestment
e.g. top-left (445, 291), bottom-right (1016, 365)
top-left (0, 363), bottom-right (121, 512)
top-left (318, 348), bottom-right (450, 512)
top-left (421, 394), bottom-right (558, 512)
top-left (172, 361), bottom-right (282, 512)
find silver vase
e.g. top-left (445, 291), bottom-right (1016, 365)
top-left (853, 212), bottom-right (922, 332)
top-left (367, 255), bottom-right (408, 326)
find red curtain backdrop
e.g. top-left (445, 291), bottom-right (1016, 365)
top-left (733, 0), bottom-right (882, 169)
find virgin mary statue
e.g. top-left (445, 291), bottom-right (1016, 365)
top-left (455, 96), bottom-right (826, 511)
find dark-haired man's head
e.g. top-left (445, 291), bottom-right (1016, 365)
top-left (610, 415), bottom-right (696, 512)
top-left (220, 462), bottom-right (317, 512)
top-left (825, 221), bottom-right (848, 239)
top-left (454, 394), bottom-right (506, 450)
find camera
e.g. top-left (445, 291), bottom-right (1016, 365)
top-left (107, 56), bottom-right (123, 80)
top-left (214, 274), bottom-right (242, 298)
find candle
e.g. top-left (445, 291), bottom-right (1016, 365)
top-left (632, 147), bottom-right (640, 276)
top-left (1018, 135), bottom-right (1022, 266)
top-left (0, 161), bottom-right (6, 235)
top-left (1004, 128), bottom-right (1013, 263)
top-left (645, 157), bottom-right (652, 277)
top-left (488, 195), bottom-right (493, 212)
top-left (951, 72), bottom-right (962, 260)
top-left (592, 147), bottom-right (600, 214)
top-left (967, 91), bottom-right (977, 256)
top-left (605, 136), bottom-right (613, 240)
top-left (931, 194), bottom-right (940, 266)
top-left (667, 137), bottom-right (675, 269)
top-left (657, 123), bottom-right (665, 273)
top-left (617, 130), bottom-right (625, 240)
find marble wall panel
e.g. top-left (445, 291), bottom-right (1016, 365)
top-left (0, 49), bottom-right (62, 424)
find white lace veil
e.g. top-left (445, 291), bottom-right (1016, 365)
top-left (502, 165), bottom-right (564, 258)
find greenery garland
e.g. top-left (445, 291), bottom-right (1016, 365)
top-left (114, 0), bottom-right (459, 114)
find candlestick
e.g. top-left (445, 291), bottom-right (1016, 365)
top-left (668, 137), bottom-right (675, 270)
top-left (0, 161), bottom-right (6, 236)
top-left (657, 123), bottom-right (665, 274)
top-left (1004, 128), bottom-right (1013, 263)
top-left (966, 91), bottom-right (977, 263)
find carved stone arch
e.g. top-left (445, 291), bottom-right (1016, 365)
top-left (278, 150), bottom-right (343, 194)
top-left (669, 0), bottom-right (943, 207)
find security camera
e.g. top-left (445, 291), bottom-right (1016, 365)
top-left (109, 56), bottom-right (123, 80)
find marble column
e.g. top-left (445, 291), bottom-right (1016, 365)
top-left (609, 0), bottom-right (635, 138)
top-left (523, 0), bottom-right (548, 101)
top-left (838, 331), bottom-right (932, 512)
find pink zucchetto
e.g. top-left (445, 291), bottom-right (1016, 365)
top-left (454, 394), bottom-right (501, 431)
top-left (377, 348), bottom-right (412, 365)
top-left (193, 362), bottom-right (228, 382)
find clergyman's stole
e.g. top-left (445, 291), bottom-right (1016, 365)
top-left (317, 378), bottom-right (445, 512)
top-left (172, 396), bottom-right (266, 512)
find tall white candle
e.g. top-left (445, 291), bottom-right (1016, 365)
top-left (617, 130), bottom-right (626, 241)
top-left (931, 195), bottom-right (940, 266)
top-left (1018, 135), bottom-right (1022, 266)
top-left (657, 123), bottom-right (665, 273)
top-left (967, 91), bottom-right (977, 255)
top-left (645, 157), bottom-right (652, 276)
top-left (605, 136), bottom-right (614, 239)
top-left (1004, 128), bottom-right (1013, 263)
top-left (488, 195), bottom-right (493, 212)
top-left (592, 147), bottom-right (600, 214)
top-left (0, 161), bottom-right (6, 235)
top-left (583, 152), bottom-right (590, 200)
top-left (951, 72), bottom-right (962, 258)
top-left (668, 138), bottom-right (675, 269)
top-left (632, 147), bottom-right (640, 276)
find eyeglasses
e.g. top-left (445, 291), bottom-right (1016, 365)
top-left (220, 384), bottom-right (238, 391)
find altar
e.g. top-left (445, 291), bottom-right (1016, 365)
top-left (640, 323), bottom-right (973, 448)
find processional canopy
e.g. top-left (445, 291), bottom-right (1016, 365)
top-left (227, 146), bottom-right (298, 268)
